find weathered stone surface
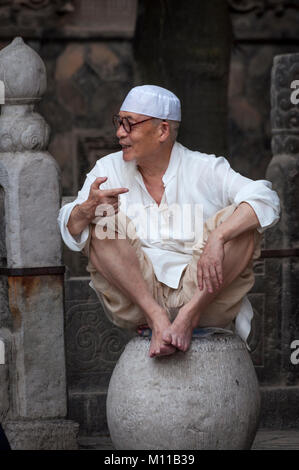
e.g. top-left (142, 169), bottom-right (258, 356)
top-left (227, 2), bottom-right (299, 180)
top-left (259, 386), bottom-right (299, 428)
top-left (0, 107), bottom-right (50, 152)
top-left (3, 419), bottom-right (79, 450)
top-left (228, 1), bottom-right (299, 40)
top-left (107, 335), bottom-right (261, 450)
top-left (55, 43), bottom-right (85, 81)
top-left (264, 52), bottom-right (299, 387)
top-left (0, 185), bottom-right (6, 266)
top-left (7, 275), bottom-right (67, 419)
top-left (135, 0), bottom-right (231, 156)
top-left (0, 347), bottom-right (9, 421)
top-left (66, 299), bottom-right (132, 389)
top-left (39, 40), bottom-right (133, 198)
top-left (0, 37), bottom-right (46, 104)
top-left (68, 391), bottom-right (108, 436)
top-left (0, 365), bottom-right (9, 421)
top-left (0, 36), bottom-right (78, 448)
top-left (64, 278), bottom-right (133, 434)
top-left (228, 44), bottom-right (299, 180)
top-left (0, 152), bottom-right (61, 268)
top-left (271, 53), bottom-right (299, 156)
top-left (0, 0), bottom-right (138, 39)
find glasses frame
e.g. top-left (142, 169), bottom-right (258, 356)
top-left (113, 115), bottom-right (164, 133)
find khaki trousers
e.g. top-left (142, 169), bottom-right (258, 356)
top-left (82, 204), bottom-right (261, 331)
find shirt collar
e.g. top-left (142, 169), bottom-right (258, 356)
top-left (162, 141), bottom-right (181, 185)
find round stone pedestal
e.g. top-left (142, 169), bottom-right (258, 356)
top-left (107, 334), bottom-right (260, 450)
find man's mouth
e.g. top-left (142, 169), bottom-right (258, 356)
top-left (121, 144), bottom-right (132, 150)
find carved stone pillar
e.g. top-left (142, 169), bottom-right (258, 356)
top-left (267, 52), bottom-right (299, 382)
top-left (0, 37), bottom-right (78, 449)
top-left (258, 52), bottom-right (299, 426)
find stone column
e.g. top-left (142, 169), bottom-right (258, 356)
top-left (0, 37), bottom-right (78, 449)
top-left (265, 53), bottom-right (299, 387)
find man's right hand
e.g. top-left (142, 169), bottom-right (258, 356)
top-left (79, 176), bottom-right (129, 221)
top-left (67, 177), bottom-right (129, 237)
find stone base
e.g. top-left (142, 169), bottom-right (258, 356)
top-left (3, 419), bottom-right (79, 450)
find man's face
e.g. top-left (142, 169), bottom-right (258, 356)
top-left (116, 111), bottom-right (160, 162)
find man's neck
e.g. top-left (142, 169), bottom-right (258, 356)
top-left (137, 142), bottom-right (174, 181)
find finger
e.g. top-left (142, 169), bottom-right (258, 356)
top-left (209, 265), bottom-right (219, 291)
top-left (92, 176), bottom-right (108, 188)
top-left (102, 187), bottom-right (129, 197)
top-left (215, 261), bottom-right (223, 286)
top-left (197, 263), bottom-right (203, 290)
top-left (203, 266), bottom-right (213, 293)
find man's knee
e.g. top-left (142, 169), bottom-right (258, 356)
top-left (92, 211), bottom-right (138, 243)
top-left (91, 222), bottom-right (115, 242)
top-left (242, 229), bottom-right (255, 259)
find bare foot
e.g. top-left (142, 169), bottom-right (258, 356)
top-left (148, 314), bottom-right (177, 358)
top-left (162, 307), bottom-right (196, 352)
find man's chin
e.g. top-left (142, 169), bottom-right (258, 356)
top-left (122, 149), bottom-right (135, 161)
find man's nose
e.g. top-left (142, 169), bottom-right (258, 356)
top-left (116, 123), bottom-right (128, 139)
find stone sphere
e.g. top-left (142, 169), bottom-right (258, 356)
top-left (107, 334), bottom-right (260, 450)
top-left (0, 37), bottom-right (47, 103)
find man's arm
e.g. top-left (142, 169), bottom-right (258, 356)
top-left (195, 156), bottom-right (280, 293)
top-left (212, 201), bottom-right (259, 243)
top-left (67, 202), bottom-right (96, 238)
top-left (197, 202), bottom-right (259, 293)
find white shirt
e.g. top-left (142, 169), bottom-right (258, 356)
top-left (58, 141), bottom-right (280, 343)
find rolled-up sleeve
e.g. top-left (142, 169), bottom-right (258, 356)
top-left (233, 179), bottom-right (280, 232)
top-left (212, 156), bottom-right (280, 233)
top-left (57, 173), bottom-right (97, 252)
top-left (58, 201), bottom-right (90, 252)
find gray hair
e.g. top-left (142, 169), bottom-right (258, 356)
top-left (152, 118), bottom-right (180, 142)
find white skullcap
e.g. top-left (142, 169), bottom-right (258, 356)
top-left (120, 85), bottom-right (181, 122)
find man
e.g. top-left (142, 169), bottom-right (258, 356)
top-left (58, 85), bottom-right (280, 358)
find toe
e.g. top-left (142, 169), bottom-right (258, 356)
top-left (159, 344), bottom-right (176, 356)
top-left (171, 334), bottom-right (179, 348)
top-left (162, 330), bottom-right (172, 344)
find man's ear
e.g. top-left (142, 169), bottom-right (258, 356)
top-left (159, 120), bottom-right (170, 142)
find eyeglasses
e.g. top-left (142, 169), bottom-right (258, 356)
top-left (112, 115), bottom-right (154, 133)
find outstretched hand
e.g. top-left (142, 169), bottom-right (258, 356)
top-left (83, 176), bottom-right (129, 220)
top-left (197, 232), bottom-right (225, 293)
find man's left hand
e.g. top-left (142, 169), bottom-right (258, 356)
top-left (197, 232), bottom-right (225, 293)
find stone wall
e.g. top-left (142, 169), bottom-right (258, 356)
top-left (227, 1), bottom-right (299, 178)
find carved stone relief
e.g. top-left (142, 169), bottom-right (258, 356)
top-left (228, 0), bottom-right (299, 16)
top-left (228, 0), bottom-right (299, 39)
top-left (65, 279), bottom-right (134, 391)
top-left (0, 0), bottom-right (137, 38)
top-left (271, 53), bottom-right (299, 155)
